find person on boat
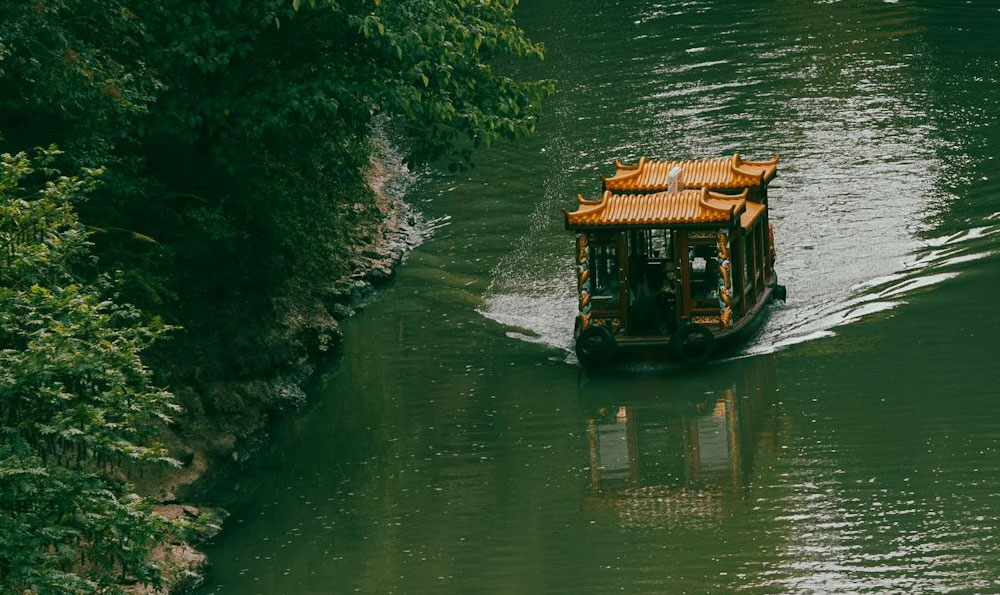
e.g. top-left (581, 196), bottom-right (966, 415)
top-left (662, 262), bottom-right (677, 297)
top-left (688, 245), bottom-right (719, 300)
top-left (629, 264), bottom-right (665, 334)
top-left (659, 263), bottom-right (679, 333)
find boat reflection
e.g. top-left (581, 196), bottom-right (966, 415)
top-left (579, 357), bottom-right (780, 525)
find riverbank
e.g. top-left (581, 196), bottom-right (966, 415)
top-left (132, 145), bottom-right (421, 594)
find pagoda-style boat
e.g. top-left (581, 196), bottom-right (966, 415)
top-left (565, 154), bottom-right (785, 367)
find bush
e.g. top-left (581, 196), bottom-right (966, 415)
top-left (0, 148), bottom-right (179, 594)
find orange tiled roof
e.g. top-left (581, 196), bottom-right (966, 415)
top-left (602, 153), bottom-right (779, 192)
top-left (741, 201), bottom-right (766, 229)
top-left (566, 188), bottom-right (747, 228)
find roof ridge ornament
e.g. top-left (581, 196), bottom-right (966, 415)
top-left (727, 152), bottom-right (751, 177)
top-left (740, 153), bottom-right (780, 167)
top-left (698, 187), bottom-right (729, 213)
top-left (613, 157), bottom-right (641, 170)
top-left (667, 165), bottom-right (682, 193)
top-left (605, 156), bottom-right (646, 185)
top-left (698, 187), bottom-right (748, 225)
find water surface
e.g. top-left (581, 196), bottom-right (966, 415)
top-left (198, 1), bottom-right (1000, 593)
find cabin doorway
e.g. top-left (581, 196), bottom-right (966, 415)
top-left (687, 234), bottom-right (719, 309)
top-left (626, 229), bottom-right (679, 336)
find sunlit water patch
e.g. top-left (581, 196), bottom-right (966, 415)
top-left (748, 215), bottom-right (1000, 354)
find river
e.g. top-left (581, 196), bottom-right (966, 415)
top-left (196, 1), bottom-right (1000, 593)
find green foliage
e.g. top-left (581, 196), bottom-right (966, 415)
top-left (139, 0), bottom-right (552, 173)
top-left (0, 1), bottom-right (157, 166)
top-left (0, 0), bottom-right (550, 585)
top-left (351, 0), bottom-right (554, 163)
top-left (0, 456), bottom-right (170, 594)
top-left (0, 149), bottom-right (179, 594)
top-left (1, 0), bottom-right (553, 307)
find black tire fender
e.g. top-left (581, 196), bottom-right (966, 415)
top-left (575, 325), bottom-right (617, 367)
top-left (670, 322), bottom-right (715, 365)
top-left (770, 274), bottom-right (788, 302)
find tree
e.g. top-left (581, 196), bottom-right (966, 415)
top-left (0, 0), bottom-right (552, 589)
top-left (0, 147), bottom-right (179, 594)
top-left (0, 1), bottom-right (157, 167)
top-left (139, 0), bottom-right (552, 171)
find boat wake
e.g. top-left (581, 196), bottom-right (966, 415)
top-left (745, 217), bottom-right (999, 356)
top-left (478, 214), bottom-right (999, 363)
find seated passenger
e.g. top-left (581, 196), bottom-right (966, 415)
top-left (630, 265), bottom-right (665, 335)
top-left (704, 257), bottom-right (718, 294)
top-left (659, 264), bottom-right (678, 333)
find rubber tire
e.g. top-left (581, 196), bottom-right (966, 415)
top-left (575, 325), bottom-right (618, 368)
top-left (770, 273), bottom-right (787, 302)
top-left (671, 322), bottom-right (715, 366)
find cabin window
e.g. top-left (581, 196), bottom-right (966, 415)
top-left (589, 244), bottom-right (620, 310)
top-left (649, 229), bottom-right (672, 260)
top-left (628, 230), bottom-right (646, 261)
top-left (627, 229), bottom-right (672, 261)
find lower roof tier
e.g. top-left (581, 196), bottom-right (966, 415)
top-left (565, 188), bottom-right (757, 230)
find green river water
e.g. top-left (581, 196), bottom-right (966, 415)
top-left (197, 1), bottom-right (1000, 593)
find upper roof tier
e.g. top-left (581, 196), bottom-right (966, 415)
top-left (565, 188), bottom-right (748, 229)
top-left (602, 154), bottom-right (779, 193)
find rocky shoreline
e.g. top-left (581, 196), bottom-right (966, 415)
top-left (135, 147), bottom-right (421, 594)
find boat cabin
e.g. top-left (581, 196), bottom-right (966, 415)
top-left (566, 155), bottom-right (783, 366)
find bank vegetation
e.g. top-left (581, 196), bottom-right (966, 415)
top-left (0, 1), bottom-right (550, 592)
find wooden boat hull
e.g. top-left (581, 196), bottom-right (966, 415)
top-left (576, 272), bottom-right (779, 367)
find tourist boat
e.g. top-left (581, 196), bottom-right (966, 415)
top-left (565, 154), bottom-right (786, 367)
